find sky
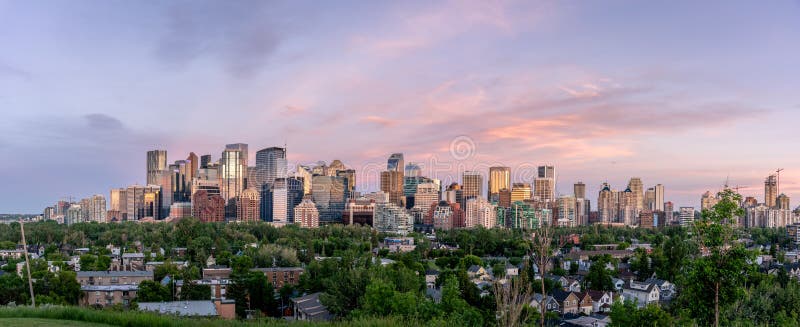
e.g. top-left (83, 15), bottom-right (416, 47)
top-left (1, 0), bottom-right (800, 213)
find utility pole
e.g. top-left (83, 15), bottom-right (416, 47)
top-left (20, 219), bottom-right (35, 306)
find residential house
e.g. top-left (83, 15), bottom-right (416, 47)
top-left (505, 263), bottom-right (519, 277)
top-left (587, 290), bottom-right (614, 313)
top-left (529, 293), bottom-right (559, 313)
top-left (644, 278), bottom-right (676, 301)
top-left (425, 270), bottom-right (439, 289)
top-left (552, 290), bottom-right (580, 315)
top-left (467, 265), bottom-right (493, 282)
top-left (566, 278), bottom-right (581, 292)
top-left (622, 280), bottom-right (660, 308)
top-left (611, 278), bottom-right (624, 291)
top-left (383, 237), bottom-right (416, 253)
top-left (292, 292), bottom-right (333, 321)
top-left (575, 292), bottom-right (593, 315)
top-left (120, 253), bottom-right (145, 271)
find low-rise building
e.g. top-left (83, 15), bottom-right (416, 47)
top-left (251, 267), bottom-right (304, 289)
top-left (77, 270), bottom-right (153, 286)
top-left (138, 300), bottom-right (235, 319)
top-left (80, 284), bottom-right (137, 307)
top-left (622, 280), bottom-right (661, 308)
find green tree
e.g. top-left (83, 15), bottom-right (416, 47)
top-left (0, 273), bottom-right (28, 305)
top-left (609, 301), bottom-right (672, 327)
top-left (681, 189), bottom-right (753, 327)
top-left (180, 283), bottom-right (211, 300)
top-left (586, 255), bottom-right (614, 291)
top-left (137, 280), bottom-right (170, 302)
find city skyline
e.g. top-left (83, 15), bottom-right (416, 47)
top-left (2, 1), bottom-right (800, 212)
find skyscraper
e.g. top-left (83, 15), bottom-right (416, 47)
top-left (535, 165), bottom-right (555, 202)
top-left (405, 162), bottom-right (422, 178)
top-left (387, 153), bottom-right (404, 172)
top-left (654, 184), bottom-right (665, 211)
top-left (200, 154), bottom-right (212, 169)
top-left (374, 202), bottom-right (414, 235)
top-left (270, 178), bottom-right (288, 225)
top-left (574, 182), bottom-right (586, 199)
top-left (186, 152), bottom-right (198, 184)
top-left (462, 171), bottom-right (483, 205)
top-left (336, 169), bottom-right (356, 197)
top-left (237, 188), bottom-right (260, 222)
top-left (254, 147), bottom-right (287, 191)
top-left (556, 195), bottom-right (576, 227)
top-left (192, 190), bottom-right (225, 223)
top-left (380, 170), bottom-right (405, 206)
top-left (465, 197), bottom-right (497, 228)
top-left (645, 187), bottom-right (656, 210)
top-left (701, 191), bottom-right (718, 211)
top-left (511, 183), bottom-right (532, 203)
top-left (146, 150), bottom-right (167, 185)
top-left (220, 145), bottom-right (248, 212)
top-left (488, 167), bottom-right (511, 202)
top-left (778, 193), bottom-right (791, 210)
top-left (126, 184), bottom-right (161, 221)
top-left (88, 194), bottom-right (106, 223)
top-left (765, 174), bottom-right (778, 208)
top-left (598, 183), bottom-right (615, 224)
top-left (627, 177), bottom-right (644, 211)
top-left (109, 188), bottom-right (127, 220)
top-left (312, 175), bottom-right (346, 223)
top-left (294, 197), bottom-right (319, 228)
top-left (680, 207), bottom-right (695, 227)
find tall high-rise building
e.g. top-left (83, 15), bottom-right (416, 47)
top-left (701, 191), bottom-right (719, 211)
top-left (294, 197), bottom-right (319, 228)
top-left (498, 188), bottom-right (512, 208)
top-left (286, 176), bottom-right (305, 224)
top-left (405, 162), bottom-right (422, 178)
top-left (680, 207), bottom-right (695, 227)
top-left (644, 187), bottom-right (656, 210)
top-left (628, 177), bottom-right (644, 210)
top-left (270, 178), bottom-right (288, 225)
top-left (374, 202), bottom-right (414, 235)
top-left (462, 171), bottom-right (483, 204)
top-left (574, 182), bottom-right (586, 199)
top-left (296, 165), bottom-right (313, 195)
top-left (556, 195), bottom-right (576, 227)
top-left (488, 167), bottom-right (511, 202)
top-left (146, 150), bottom-right (167, 185)
top-left (186, 152), bottom-right (198, 186)
top-left (465, 197), bottom-right (497, 229)
top-left (535, 165), bottom-right (555, 202)
top-left (511, 183), bottom-right (532, 203)
top-left (413, 182), bottom-right (440, 212)
top-left (619, 187), bottom-right (638, 225)
top-left (192, 190), bottom-right (225, 223)
top-left (778, 194), bottom-right (791, 210)
top-left (220, 146), bottom-right (248, 209)
top-left (664, 201), bottom-right (675, 224)
top-left (200, 155), bottom-right (212, 169)
top-left (312, 175), bottom-right (347, 223)
top-left (387, 153), bottom-right (404, 172)
top-left (765, 174), bottom-right (778, 208)
top-left (109, 188), bottom-right (128, 220)
top-left (537, 165), bottom-right (555, 179)
top-left (126, 185), bottom-right (161, 221)
top-left (654, 184), bottom-right (665, 211)
top-left (156, 170), bottom-right (173, 218)
top-left (254, 147), bottom-right (287, 191)
top-left (336, 169), bottom-right (356, 197)
top-left (87, 195), bottom-right (106, 223)
top-left (597, 183), bottom-right (615, 224)
top-left (237, 188), bottom-right (260, 222)
top-left (381, 170), bottom-right (405, 206)
top-left (534, 178), bottom-right (554, 202)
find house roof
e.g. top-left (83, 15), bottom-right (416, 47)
top-left (250, 267), bottom-right (304, 273)
top-left (425, 269), bottom-right (440, 276)
top-left (77, 271), bottom-right (153, 278)
top-left (551, 289), bottom-right (576, 302)
top-left (138, 301), bottom-right (218, 317)
top-left (467, 265), bottom-right (483, 273)
top-left (81, 284), bottom-right (139, 291)
top-left (292, 292), bottom-right (332, 320)
top-left (586, 290), bottom-right (607, 301)
top-left (644, 278), bottom-right (670, 286)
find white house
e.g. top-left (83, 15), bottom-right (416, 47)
top-left (622, 280), bottom-right (660, 308)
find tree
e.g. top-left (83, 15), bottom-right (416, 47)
top-left (568, 261), bottom-right (579, 275)
top-left (137, 280), bottom-right (170, 302)
top-left (531, 223), bottom-right (566, 327)
top-left (0, 273), bottom-right (28, 305)
top-left (494, 276), bottom-right (531, 327)
top-left (586, 256), bottom-right (614, 291)
top-left (682, 189), bottom-right (753, 327)
top-left (609, 301), bottom-right (672, 327)
top-left (180, 283), bottom-right (211, 300)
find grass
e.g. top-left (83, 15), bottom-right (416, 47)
top-left (0, 305), bottom-right (458, 327)
top-left (0, 318), bottom-right (114, 327)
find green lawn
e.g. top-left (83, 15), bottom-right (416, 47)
top-left (0, 318), bottom-right (113, 327)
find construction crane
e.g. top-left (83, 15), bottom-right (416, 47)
top-left (776, 168), bottom-right (785, 195)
